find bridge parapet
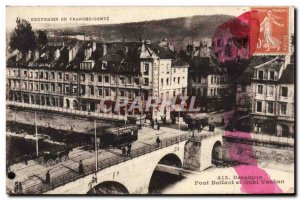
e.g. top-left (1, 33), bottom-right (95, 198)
top-left (24, 133), bottom-right (191, 194)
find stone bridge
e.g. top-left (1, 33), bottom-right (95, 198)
top-left (39, 132), bottom-right (223, 194)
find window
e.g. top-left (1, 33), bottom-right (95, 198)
top-left (35, 84), bottom-right (39, 91)
top-left (268, 86), bottom-right (274, 96)
top-left (41, 83), bottom-right (44, 91)
top-left (166, 78), bottom-right (169, 86)
top-left (58, 72), bottom-right (62, 80)
top-left (51, 72), bottom-right (55, 79)
top-left (127, 77), bottom-right (132, 84)
top-left (45, 72), bottom-right (48, 80)
top-left (90, 74), bottom-right (94, 81)
top-left (120, 77), bottom-right (125, 85)
top-left (105, 89), bottom-right (110, 96)
top-left (257, 85), bottom-right (263, 94)
top-left (51, 83), bottom-right (55, 92)
top-left (81, 74), bottom-right (85, 81)
top-left (98, 88), bottom-right (102, 96)
top-left (29, 71), bottom-right (33, 78)
top-left (80, 85), bottom-right (85, 95)
top-left (134, 77), bottom-right (139, 85)
top-left (144, 78), bottom-right (149, 86)
top-left (270, 71), bottom-right (275, 80)
top-left (280, 103), bottom-right (287, 115)
top-left (40, 72), bottom-right (44, 79)
top-left (173, 68), bottom-right (176, 73)
top-left (177, 77), bottom-right (180, 84)
top-left (104, 76), bottom-right (109, 83)
top-left (23, 71), bottom-right (27, 77)
top-left (45, 84), bottom-right (49, 92)
top-left (267, 102), bottom-right (274, 113)
top-left (98, 75), bottom-right (102, 83)
top-left (73, 75), bottom-right (77, 81)
top-left (161, 78), bottom-right (164, 87)
top-left (281, 87), bottom-right (288, 97)
top-left (120, 90), bottom-right (125, 96)
top-left (173, 77), bottom-right (176, 83)
top-left (258, 70), bottom-right (263, 79)
top-left (144, 63), bottom-right (149, 75)
top-left (211, 76), bottom-right (214, 84)
top-left (65, 74), bottom-right (69, 81)
top-left (102, 62), bottom-right (107, 69)
top-left (90, 86), bottom-right (94, 95)
top-left (29, 83), bottom-right (33, 90)
top-left (35, 72), bottom-right (38, 79)
top-left (256, 101), bottom-right (262, 112)
top-left (173, 91), bottom-right (176, 96)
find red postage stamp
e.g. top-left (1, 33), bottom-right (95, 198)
top-left (251, 7), bottom-right (289, 55)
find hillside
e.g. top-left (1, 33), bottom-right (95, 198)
top-left (55, 15), bottom-right (234, 49)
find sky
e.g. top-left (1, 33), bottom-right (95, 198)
top-left (6, 6), bottom-right (248, 30)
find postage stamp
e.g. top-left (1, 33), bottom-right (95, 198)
top-left (251, 7), bottom-right (289, 55)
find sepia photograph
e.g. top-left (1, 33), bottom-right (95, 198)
top-left (5, 6), bottom-right (295, 195)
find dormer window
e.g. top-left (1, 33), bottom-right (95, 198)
top-left (270, 71), bottom-right (275, 80)
top-left (102, 61), bottom-right (107, 70)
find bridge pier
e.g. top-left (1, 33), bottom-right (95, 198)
top-left (183, 133), bottom-right (223, 171)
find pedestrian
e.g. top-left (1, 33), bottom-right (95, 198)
top-left (127, 147), bottom-right (131, 157)
top-left (157, 123), bottom-right (160, 130)
top-left (156, 136), bottom-right (161, 147)
top-left (151, 119), bottom-right (154, 129)
top-left (155, 118), bottom-right (158, 125)
top-left (79, 160), bottom-right (84, 174)
top-left (122, 147), bottom-right (126, 157)
top-left (45, 171), bottom-right (50, 184)
top-left (14, 182), bottom-right (18, 193)
top-left (24, 154), bottom-right (28, 166)
top-left (221, 115), bottom-right (224, 125)
top-left (127, 143), bottom-right (132, 151)
top-left (18, 182), bottom-right (23, 193)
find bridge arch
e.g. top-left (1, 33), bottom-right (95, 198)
top-left (148, 153), bottom-right (183, 194)
top-left (211, 140), bottom-right (222, 164)
top-left (87, 181), bottom-right (129, 194)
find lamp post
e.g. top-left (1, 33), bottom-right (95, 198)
top-left (35, 111), bottom-right (39, 157)
top-left (94, 119), bottom-right (98, 173)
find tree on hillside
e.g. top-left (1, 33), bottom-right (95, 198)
top-left (36, 30), bottom-right (48, 47)
top-left (9, 18), bottom-right (36, 53)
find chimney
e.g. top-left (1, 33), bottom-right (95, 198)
top-left (26, 50), bottom-right (32, 62)
top-left (54, 49), bottom-right (60, 60)
top-left (16, 51), bottom-right (22, 61)
top-left (123, 46), bottom-right (128, 55)
top-left (92, 42), bottom-right (96, 51)
top-left (102, 44), bottom-right (107, 56)
top-left (34, 49), bottom-right (40, 61)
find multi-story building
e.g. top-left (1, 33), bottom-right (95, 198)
top-left (6, 40), bottom-right (189, 118)
top-left (188, 56), bottom-right (234, 112)
top-left (250, 57), bottom-right (294, 137)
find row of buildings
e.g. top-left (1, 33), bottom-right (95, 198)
top-left (6, 40), bottom-right (188, 118)
top-left (6, 35), bottom-right (294, 137)
top-left (235, 56), bottom-right (294, 137)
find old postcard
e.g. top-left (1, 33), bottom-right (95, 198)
top-left (6, 6), bottom-right (295, 195)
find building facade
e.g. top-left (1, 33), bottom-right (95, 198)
top-left (6, 40), bottom-right (189, 118)
top-left (250, 57), bottom-right (294, 137)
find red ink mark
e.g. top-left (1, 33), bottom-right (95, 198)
top-left (215, 13), bottom-right (282, 193)
top-left (225, 130), bottom-right (283, 194)
top-left (212, 11), bottom-right (260, 63)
